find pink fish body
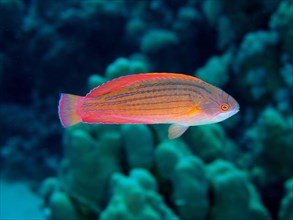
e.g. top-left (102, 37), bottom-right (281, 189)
top-left (58, 73), bottom-right (239, 139)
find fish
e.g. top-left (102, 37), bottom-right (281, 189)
top-left (58, 73), bottom-right (239, 139)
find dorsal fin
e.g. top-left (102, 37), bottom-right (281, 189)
top-left (86, 73), bottom-right (199, 97)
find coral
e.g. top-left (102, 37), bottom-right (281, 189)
top-left (89, 54), bottom-right (150, 89)
top-left (202, 0), bottom-right (221, 26)
top-left (105, 56), bottom-right (149, 79)
top-left (195, 51), bottom-right (232, 87)
top-left (121, 124), bottom-right (155, 170)
top-left (140, 29), bottom-right (179, 54)
top-left (0, 0), bottom-right (24, 42)
top-left (155, 139), bottom-right (191, 179)
top-left (173, 6), bottom-right (201, 41)
top-left (208, 160), bottom-right (251, 220)
top-left (182, 124), bottom-right (237, 163)
top-left (155, 140), bottom-right (209, 220)
top-left (206, 160), bottom-right (271, 220)
top-left (234, 31), bottom-right (279, 73)
top-left (59, 124), bottom-right (122, 212)
top-left (278, 178), bottom-right (293, 220)
top-left (216, 16), bottom-right (235, 50)
top-left (248, 183), bottom-right (273, 220)
top-left (87, 74), bottom-right (107, 90)
top-left (202, 0), bottom-right (235, 49)
top-left (40, 177), bottom-right (79, 220)
top-left (125, 17), bottom-right (147, 46)
top-left (280, 62), bottom-right (293, 88)
top-left (202, 0), bottom-right (280, 50)
top-left (233, 31), bottom-right (282, 101)
top-left (171, 156), bottom-right (209, 220)
top-left (246, 107), bottom-right (293, 183)
top-left (270, 0), bottom-right (293, 61)
top-left (100, 169), bottom-right (179, 220)
top-left (48, 191), bottom-right (79, 220)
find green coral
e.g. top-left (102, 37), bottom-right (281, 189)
top-left (87, 74), bottom-right (107, 90)
top-left (206, 160), bottom-right (271, 220)
top-left (0, 0), bottom-right (24, 41)
top-left (270, 0), bottom-right (293, 61)
top-left (202, 0), bottom-right (280, 49)
top-left (248, 107), bottom-right (293, 182)
top-left (100, 169), bottom-right (179, 220)
top-left (121, 124), bottom-right (155, 170)
top-left (234, 31), bottom-right (279, 73)
top-left (182, 124), bottom-right (237, 163)
top-left (140, 29), bottom-right (179, 54)
top-left (171, 156), bottom-right (209, 220)
top-left (48, 191), bottom-right (79, 220)
top-left (105, 56), bottom-right (149, 79)
top-left (155, 139), bottom-right (191, 179)
top-left (195, 51), bottom-right (232, 87)
top-left (60, 124), bottom-right (122, 212)
top-left (155, 140), bottom-right (209, 220)
top-left (233, 31), bottom-right (282, 101)
top-left (278, 178), bottom-right (293, 220)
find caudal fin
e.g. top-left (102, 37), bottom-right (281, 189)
top-left (58, 93), bottom-right (83, 127)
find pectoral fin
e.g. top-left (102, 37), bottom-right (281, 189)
top-left (168, 124), bottom-right (189, 139)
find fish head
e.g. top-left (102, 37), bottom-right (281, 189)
top-left (200, 90), bottom-right (239, 124)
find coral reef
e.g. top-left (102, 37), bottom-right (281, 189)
top-left (270, 0), bottom-right (293, 61)
top-left (195, 51), bottom-right (232, 87)
top-left (278, 178), bottom-right (293, 220)
top-left (244, 107), bottom-right (293, 183)
top-left (206, 160), bottom-right (271, 220)
top-left (0, 0), bottom-right (292, 219)
top-left (105, 56), bottom-right (149, 79)
top-left (121, 124), bottom-right (155, 170)
top-left (101, 169), bottom-right (179, 220)
top-left (41, 134), bottom-right (273, 220)
top-left (182, 124), bottom-right (238, 163)
top-left (60, 124), bottom-right (122, 212)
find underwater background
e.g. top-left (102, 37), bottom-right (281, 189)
top-left (0, 0), bottom-right (292, 219)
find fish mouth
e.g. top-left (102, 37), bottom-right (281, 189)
top-left (226, 105), bottom-right (239, 118)
top-left (232, 104), bottom-right (240, 113)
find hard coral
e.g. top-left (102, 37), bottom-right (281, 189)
top-left (122, 124), bottom-right (155, 170)
top-left (250, 107), bottom-right (293, 180)
top-left (155, 140), bottom-right (209, 220)
top-left (207, 160), bottom-right (271, 220)
top-left (100, 169), bottom-right (179, 220)
top-left (105, 56), bottom-right (149, 79)
top-left (182, 124), bottom-right (236, 163)
top-left (140, 29), bottom-right (179, 54)
top-left (278, 178), bottom-right (293, 220)
top-left (270, 0), bottom-right (293, 61)
top-left (59, 124), bottom-right (122, 212)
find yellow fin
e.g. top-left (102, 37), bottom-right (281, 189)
top-left (187, 106), bottom-right (200, 116)
top-left (168, 124), bottom-right (189, 139)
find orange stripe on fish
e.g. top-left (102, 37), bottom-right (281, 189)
top-left (58, 73), bottom-right (239, 139)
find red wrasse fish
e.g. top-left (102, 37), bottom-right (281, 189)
top-left (58, 73), bottom-right (239, 139)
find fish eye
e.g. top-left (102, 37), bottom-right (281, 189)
top-left (220, 103), bottom-right (230, 111)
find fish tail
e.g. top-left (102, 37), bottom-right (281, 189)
top-left (58, 93), bottom-right (83, 127)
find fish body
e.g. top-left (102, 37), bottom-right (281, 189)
top-left (58, 73), bottom-right (239, 139)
